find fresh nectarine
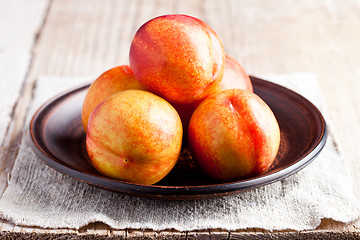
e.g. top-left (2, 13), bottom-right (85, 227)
top-left (129, 14), bottom-right (225, 104)
top-left (86, 90), bottom-right (183, 185)
top-left (219, 55), bottom-right (253, 92)
top-left (81, 65), bottom-right (144, 132)
top-left (188, 89), bottom-right (280, 181)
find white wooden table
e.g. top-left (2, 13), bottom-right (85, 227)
top-left (1, 0), bottom-right (360, 238)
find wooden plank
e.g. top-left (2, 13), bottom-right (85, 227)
top-left (186, 230), bottom-right (212, 240)
top-left (156, 229), bottom-right (186, 239)
top-left (0, 0), bottom-right (49, 195)
top-left (1, 219), bottom-right (360, 239)
top-left (78, 222), bottom-right (112, 236)
top-left (175, 0), bottom-right (203, 19)
top-left (208, 229), bottom-right (229, 240)
top-left (229, 231), bottom-right (360, 240)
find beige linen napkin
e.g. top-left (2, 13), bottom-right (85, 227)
top-left (0, 73), bottom-right (359, 231)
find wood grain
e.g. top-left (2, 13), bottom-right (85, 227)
top-left (0, 0), bottom-right (48, 196)
top-left (1, 0), bottom-right (360, 238)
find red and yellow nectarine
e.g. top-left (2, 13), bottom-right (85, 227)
top-left (188, 89), bottom-right (280, 181)
top-left (86, 90), bottom-right (183, 185)
top-left (129, 14), bottom-right (225, 104)
top-left (219, 55), bottom-right (253, 92)
top-left (81, 65), bottom-right (144, 132)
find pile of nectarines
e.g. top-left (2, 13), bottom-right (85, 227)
top-left (82, 14), bottom-right (280, 185)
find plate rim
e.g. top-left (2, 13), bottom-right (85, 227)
top-left (28, 76), bottom-right (328, 199)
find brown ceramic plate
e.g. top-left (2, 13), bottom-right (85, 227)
top-left (28, 76), bottom-right (327, 200)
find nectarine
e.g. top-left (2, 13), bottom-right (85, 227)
top-left (188, 89), bottom-right (280, 181)
top-left (129, 14), bottom-right (225, 104)
top-left (86, 90), bottom-right (183, 185)
top-left (81, 65), bottom-right (143, 132)
top-left (219, 55), bottom-right (253, 92)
